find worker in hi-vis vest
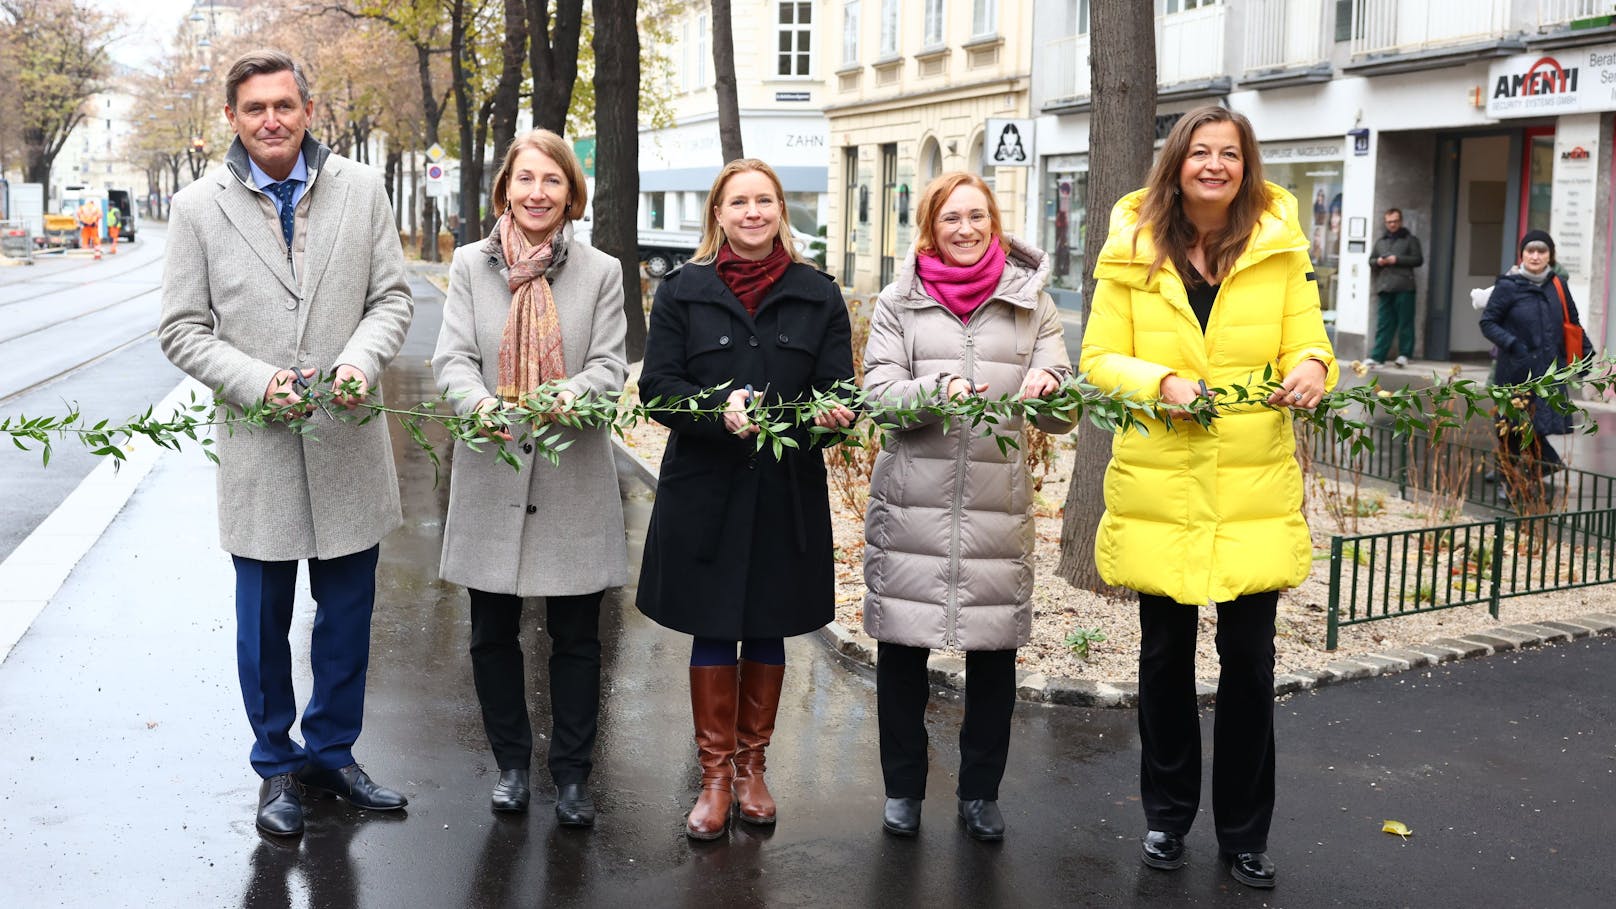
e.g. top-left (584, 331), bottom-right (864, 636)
top-left (76, 199), bottom-right (103, 258)
top-left (106, 205), bottom-right (121, 254)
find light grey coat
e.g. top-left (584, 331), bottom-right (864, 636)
top-left (431, 224), bottom-right (630, 597)
top-left (159, 135), bottom-right (413, 562)
top-left (861, 238), bottom-right (1074, 651)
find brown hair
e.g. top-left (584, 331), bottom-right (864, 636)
top-left (1136, 105), bottom-right (1268, 285)
top-left (691, 158), bottom-right (805, 265)
top-left (490, 129), bottom-right (589, 219)
top-left (914, 171), bottom-right (1004, 256)
top-left (225, 49), bottom-right (310, 109)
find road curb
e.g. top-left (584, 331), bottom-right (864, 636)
top-left (610, 438), bottom-right (1616, 710)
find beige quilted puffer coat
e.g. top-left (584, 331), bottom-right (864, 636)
top-left (860, 237), bottom-right (1074, 651)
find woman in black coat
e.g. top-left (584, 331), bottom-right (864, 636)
top-left (1480, 229), bottom-right (1596, 482)
top-left (637, 158), bottom-right (854, 840)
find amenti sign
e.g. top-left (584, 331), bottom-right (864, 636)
top-left (1487, 47), bottom-right (1616, 118)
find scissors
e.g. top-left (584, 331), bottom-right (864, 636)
top-left (290, 369), bottom-right (337, 421)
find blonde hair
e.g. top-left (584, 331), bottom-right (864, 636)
top-left (490, 129), bottom-right (589, 219)
top-left (914, 171), bottom-right (1004, 257)
top-left (1136, 105), bottom-right (1268, 285)
top-left (691, 158), bottom-right (805, 265)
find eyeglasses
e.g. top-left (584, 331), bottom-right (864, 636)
top-left (937, 212), bottom-right (991, 228)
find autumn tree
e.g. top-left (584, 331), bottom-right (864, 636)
top-left (1056, 0), bottom-right (1157, 594)
top-left (710, 0), bottom-right (742, 162)
top-left (528, 0), bottom-right (583, 134)
top-left (0, 0), bottom-right (118, 187)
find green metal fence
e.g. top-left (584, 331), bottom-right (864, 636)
top-left (1305, 422), bottom-right (1616, 514)
top-left (1325, 507), bottom-right (1616, 649)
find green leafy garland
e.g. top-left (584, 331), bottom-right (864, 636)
top-left (5, 358), bottom-right (1614, 477)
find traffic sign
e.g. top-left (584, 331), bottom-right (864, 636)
top-left (425, 162), bottom-right (448, 198)
top-left (425, 143), bottom-right (446, 162)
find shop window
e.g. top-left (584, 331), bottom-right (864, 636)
top-left (1266, 160), bottom-right (1343, 317)
top-left (648, 191), bottom-right (667, 230)
top-left (1042, 165), bottom-right (1088, 293)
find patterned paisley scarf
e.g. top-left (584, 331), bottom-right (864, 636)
top-left (495, 213), bottom-right (566, 403)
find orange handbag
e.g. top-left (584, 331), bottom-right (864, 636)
top-left (1551, 276), bottom-right (1586, 364)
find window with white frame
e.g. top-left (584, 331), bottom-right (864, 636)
top-left (971, 0), bottom-right (996, 37)
top-left (698, 14), bottom-right (709, 86)
top-left (880, 0), bottom-right (899, 57)
top-left (1165, 0), bottom-right (1218, 13)
top-left (923, 0), bottom-right (944, 47)
top-left (681, 20), bottom-right (693, 92)
top-left (843, 0), bottom-right (860, 64)
top-left (777, 2), bottom-right (812, 77)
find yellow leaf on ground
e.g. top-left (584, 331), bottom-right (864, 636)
top-left (1382, 819), bottom-right (1412, 839)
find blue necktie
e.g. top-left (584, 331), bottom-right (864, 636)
top-left (267, 180), bottom-right (298, 249)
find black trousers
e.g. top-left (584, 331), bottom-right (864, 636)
top-left (468, 588), bottom-right (604, 785)
top-left (876, 642), bottom-right (1016, 801)
top-left (1137, 591), bottom-right (1277, 853)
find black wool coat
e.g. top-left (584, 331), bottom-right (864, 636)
top-left (1480, 270), bottom-right (1597, 436)
top-left (635, 260), bottom-right (854, 639)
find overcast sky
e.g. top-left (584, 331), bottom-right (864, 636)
top-left (106, 0), bottom-right (199, 70)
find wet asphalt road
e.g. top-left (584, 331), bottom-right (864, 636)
top-left (2, 271), bottom-right (1614, 907)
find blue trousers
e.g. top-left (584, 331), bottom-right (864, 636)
top-left (232, 545), bottom-right (379, 778)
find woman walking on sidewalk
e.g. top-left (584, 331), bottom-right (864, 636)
top-left (636, 158), bottom-right (855, 840)
top-left (1080, 106), bottom-right (1337, 889)
top-left (859, 171), bottom-right (1073, 841)
top-left (1480, 229), bottom-right (1597, 498)
top-left (432, 129), bottom-right (629, 826)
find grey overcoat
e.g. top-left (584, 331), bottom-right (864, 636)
top-left (431, 224), bottom-right (630, 597)
top-left (159, 135), bottom-right (413, 562)
top-left (861, 238), bottom-right (1074, 651)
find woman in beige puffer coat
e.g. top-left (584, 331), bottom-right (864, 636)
top-left (860, 172), bottom-right (1074, 842)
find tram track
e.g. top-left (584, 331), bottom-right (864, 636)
top-left (0, 245), bottom-right (163, 308)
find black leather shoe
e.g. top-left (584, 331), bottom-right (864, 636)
top-left (1141, 830), bottom-right (1186, 870)
top-left (297, 763), bottom-right (408, 810)
top-left (1222, 851), bottom-right (1277, 889)
top-left (554, 782), bottom-right (595, 827)
top-left (256, 773), bottom-right (304, 837)
top-left (957, 799), bottom-right (1005, 842)
top-left (882, 797), bottom-right (922, 837)
top-left (491, 769), bottom-right (530, 813)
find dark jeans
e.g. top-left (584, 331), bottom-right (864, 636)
top-left (1371, 290), bottom-right (1417, 361)
top-left (468, 588), bottom-right (604, 785)
top-left (876, 642), bottom-right (1016, 801)
top-left (1137, 591), bottom-right (1277, 854)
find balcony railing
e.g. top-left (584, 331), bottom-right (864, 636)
top-left (1037, 33), bottom-right (1091, 105)
top-left (1158, 3), bottom-right (1227, 85)
top-left (1350, 0), bottom-right (1513, 57)
top-left (1538, 0), bottom-right (1616, 30)
top-left (1244, 0), bottom-right (1331, 72)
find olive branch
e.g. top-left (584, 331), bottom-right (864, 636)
top-left (5, 357), bottom-right (1614, 480)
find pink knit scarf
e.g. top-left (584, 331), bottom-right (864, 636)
top-left (916, 237), bottom-right (1006, 321)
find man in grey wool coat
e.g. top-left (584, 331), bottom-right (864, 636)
top-left (158, 49), bottom-right (414, 837)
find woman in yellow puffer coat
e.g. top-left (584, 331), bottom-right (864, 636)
top-left (1079, 106), bottom-right (1337, 891)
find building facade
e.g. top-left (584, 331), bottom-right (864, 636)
top-left (823, 0), bottom-right (1034, 295)
top-left (1031, 0), bottom-right (1616, 361)
top-left (638, 1), bottom-right (835, 266)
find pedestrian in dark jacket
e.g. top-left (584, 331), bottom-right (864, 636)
top-left (637, 158), bottom-right (855, 840)
top-left (1480, 229), bottom-right (1596, 482)
top-left (1367, 207), bottom-right (1423, 367)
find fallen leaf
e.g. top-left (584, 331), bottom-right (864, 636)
top-left (1382, 819), bottom-right (1412, 839)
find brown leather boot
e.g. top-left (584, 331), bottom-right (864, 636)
top-left (733, 659), bottom-right (785, 825)
top-left (686, 664), bottom-right (739, 840)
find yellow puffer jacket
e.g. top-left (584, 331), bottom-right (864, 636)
top-left (1080, 183), bottom-right (1338, 606)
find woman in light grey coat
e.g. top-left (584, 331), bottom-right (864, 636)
top-left (861, 172), bottom-right (1073, 841)
top-left (432, 130), bottom-right (628, 826)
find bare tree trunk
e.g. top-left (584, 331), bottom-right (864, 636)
top-left (710, 0), bottom-right (743, 162)
top-left (450, 0), bottom-right (480, 249)
top-left (529, 0), bottom-right (585, 134)
top-left (414, 42), bottom-right (445, 261)
top-left (490, 0), bottom-right (528, 161)
top-left (592, 0), bottom-right (645, 359)
top-left (1056, 0), bottom-right (1157, 595)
